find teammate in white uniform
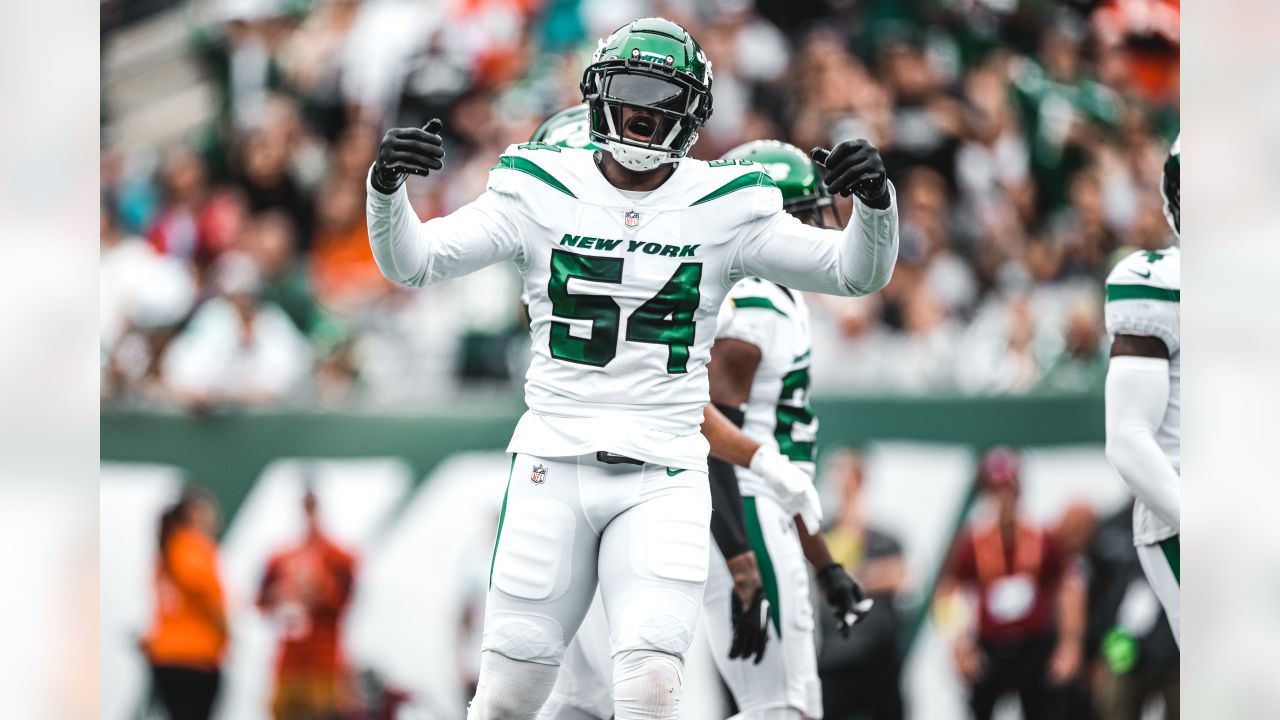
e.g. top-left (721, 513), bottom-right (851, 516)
top-left (541, 141), bottom-right (874, 720)
top-left (365, 18), bottom-right (899, 719)
top-left (1104, 135), bottom-right (1180, 645)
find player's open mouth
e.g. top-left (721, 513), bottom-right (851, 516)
top-left (626, 113), bottom-right (657, 140)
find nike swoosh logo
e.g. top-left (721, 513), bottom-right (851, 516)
top-left (1130, 268), bottom-right (1152, 279)
top-left (666, 468), bottom-right (687, 476)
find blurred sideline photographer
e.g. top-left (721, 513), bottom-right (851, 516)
top-left (817, 449), bottom-right (907, 720)
top-left (938, 447), bottom-right (1085, 720)
top-left (142, 488), bottom-right (228, 720)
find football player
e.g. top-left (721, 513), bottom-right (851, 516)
top-left (366, 18), bottom-right (899, 719)
top-left (1104, 135), bottom-right (1180, 645)
top-left (525, 110), bottom-right (823, 672)
top-left (540, 140), bottom-right (874, 720)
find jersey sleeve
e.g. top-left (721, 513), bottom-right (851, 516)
top-left (365, 166), bottom-right (526, 288)
top-left (731, 182), bottom-right (899, 296)
top-left (1104, 253), bottom-right (1180, 354)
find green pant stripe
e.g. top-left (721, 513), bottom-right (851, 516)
top-left (489, 454), bottom-right (517, 589)
top-left (742, 496), bottom-right (782, 637)
top-left (1159, 535), bottom-right (1180, 585)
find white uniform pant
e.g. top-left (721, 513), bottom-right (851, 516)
top-left (541, 494), bottom-right (820, 720)
top-left (481, 453), bottom-right (711, 709)
top-left (1136, 535), bottom-right (1180, 646)
top-left (703, 494), bottom-right (822, 719)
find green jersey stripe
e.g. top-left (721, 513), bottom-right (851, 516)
top-left (743, 496), bottom-right (782, 637)
top-left (488, 454), bottom-right (517, 589)
top-left (689, 171), bottom-right (776, 206)
top-left (732, 296), bottom-right (787, 316)
top-left (1106, 284), bottom-right (1180, 303)
top-left (492, 156), bottom-right (577, 198)
top-left (1159, 535), bottom-right (1179, 585)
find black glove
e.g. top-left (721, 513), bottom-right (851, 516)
top-left (729, 586), bottom-right (769, 664)
top-left (811, 140), bottom-right (890, 209)
top-left (816, 563), bottom-right (874, 638)
top-left (370, 118), bottom-right (446, 194)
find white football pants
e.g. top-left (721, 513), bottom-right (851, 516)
top-left (472, 452), bottom-right (711, 719)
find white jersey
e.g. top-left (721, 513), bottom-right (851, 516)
top-left (1105, 246), bottom-right (1180, 544)
top-left (367, 143), bottom-right (898, 470)
top-left (715, 278), bottom-right (818, 497)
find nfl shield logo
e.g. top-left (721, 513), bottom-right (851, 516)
top-left (625, 210), bottom-right (640, 228)
top-left (530, 464), bottom-right (548, 485)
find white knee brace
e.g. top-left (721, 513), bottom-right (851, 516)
top-left (612, 649), bottom-right (685, 720)
top-left (468, 650), bottom-right (560, 720)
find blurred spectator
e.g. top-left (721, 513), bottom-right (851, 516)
top-left (258, 487), bottom-right (359, 720)
top-left (242, 210), bottom-right (323, 335)
top-left (309, 164), bottom-right (390, 316)
top-left (1036, 297), bottom-right (1108, 393)
top-left (102, 202), bottom-right (199, 402)
top-left (147, 148), bottom-right (244, 265)
top-left (939, 447), bottom-right (1086, 720)
top-left (1008, 21), bottom-right (1122, 215)
top-left (143, 487), bottom-right (227, 720)
top-left (818, 449), bottom-right (907, 720)
top-left (1084, 501), bottom-right (1180, 720)
top-left (161, 252), bottom-right (311, 408)
top-left (100, 0), bottom-right (1177, 407)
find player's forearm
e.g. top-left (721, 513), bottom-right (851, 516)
top-left (702, 402), bottom-right (760, 468)
top-left (1105, 356), bottom-right (1180, 529)
top-left (366, 169), bottom-right (429, 287)
top-left (795, 518), bottom-right (836, 570)
top-left (836, 181), bottom-right (899, 296)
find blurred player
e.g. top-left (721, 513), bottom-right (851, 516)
top-left (540, 140), bottom-right (873, 720)
top-left (257, 488), bottom-right (358, 720)
top-left (1104, 135), bottom-right (1180, 645)
top-left (366, 17), bottom-right (899, 719)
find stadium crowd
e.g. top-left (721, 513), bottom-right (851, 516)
top-left (100, 0), bottom-right (1179, 409)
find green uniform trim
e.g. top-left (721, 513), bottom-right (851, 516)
top-left (743, 496), bottom-right (782, 637)
top-left (492, 155), bottom-right (577, 198)
top-left (1106, 284), bottom-right (1180, 303)
top-left (732, 296), bottom-right (787, 316)
top-left (690, 171), bottom-right (776, 206)
top-left (489, 454), bottom-right (517, 589)
top-left (1160, 535), bottom-right (1180, 585)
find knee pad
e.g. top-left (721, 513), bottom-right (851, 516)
top-left (612, 649), bottom-right (684, 720)
top-left (483, 611), bottom-right (566, 665)
top-left (468, 650), bottom-right (559, 720)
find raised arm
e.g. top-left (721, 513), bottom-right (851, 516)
top-left (736, 140), bottom-right (899, 296)
top-left (366, 122), bottom-right (524, 288)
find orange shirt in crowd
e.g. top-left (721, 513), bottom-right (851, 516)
top-left (144, 527), bottom-right (228, 669)
top-left (258, 534), bottom-right (357, 678)
top-left (309, 222), bottom-right (386, 312)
